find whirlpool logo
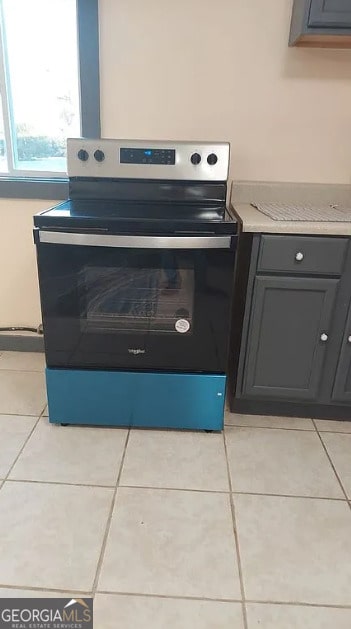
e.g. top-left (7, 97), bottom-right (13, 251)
top-left (0, 598), bottom-right (93, 629)
top-left (128, 348), bottom-right (145, 355)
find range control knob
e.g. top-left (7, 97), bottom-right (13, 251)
top-left (77, 149), bottom-right (89, 162)
top-left (207, 153), bottom-right (218, 166)
top-left (190, 152), bottom-right (201, 165)
top-left (94, 149), bottom-right (105, 162)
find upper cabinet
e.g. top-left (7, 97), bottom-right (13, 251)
top-left (309, 0), bottom-right (351, 27)
top-left (289, 0), bottom-right (351, 48)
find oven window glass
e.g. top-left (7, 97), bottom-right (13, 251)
top-left (81, 265), bottom-right (194, 334)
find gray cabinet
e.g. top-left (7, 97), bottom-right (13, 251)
top-left (258, 235), bottom-right (348, 276)
top-left (232, 233), bottom-right (351, 416)
top-left (309, 0), bottom-right (351, 27)
top-left (332, 305), bottom-right (351, 403)
top-left (290, 0), bottom-right (351, 47)
top-left (242, 276), bottom-right (338, 401)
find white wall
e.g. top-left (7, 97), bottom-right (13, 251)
top-left (1, 0), bottom-right (351, 327)
top-left (99, 0), bottom-right (351, 184)
top-left (0, 200), bottom-right (56, 327)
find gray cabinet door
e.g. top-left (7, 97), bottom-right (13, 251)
top-left (309, 0), bottom-right (351, 28)
top-left (242, 276), bottom-right (338, 401)
top-left (332, 305), bottom-right (351, 403)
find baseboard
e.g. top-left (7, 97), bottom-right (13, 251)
top-left (0, 334), bottom-right (44, 352)
top-left (231, 397), bottom-right (351, 421)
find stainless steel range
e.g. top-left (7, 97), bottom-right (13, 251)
top-left (34, 139), bottom-right (237, 430)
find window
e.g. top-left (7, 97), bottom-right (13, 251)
top-left (0, 0), bottom-right (100, 198)
top-left (84, 266), bottom-right (194, 335)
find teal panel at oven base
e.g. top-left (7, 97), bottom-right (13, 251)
top-left (45, 368), bottom-right (226, 430)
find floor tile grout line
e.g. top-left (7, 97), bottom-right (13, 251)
top-left (38, 405), bottom-right (48, 420)
top-left (225, 421), bottom-right (351, 435)
top-left (2, 478), bottom-right (349, 501)
top-left (0, 582), bottom-right (351, 610)
top-left (315, 430), bottom-right (351, 435)
top-left (0, 583), bottom-right (92, 595)
top-left (118, 484), bottom-right (230, 494)
top-left (245, 599), bottom-right (351, 610)
top-left (120, 485), bottom-right (348, 501)
top-left (95, 590), bottom-right (351, 609)
top-left (225, 423), bottom-right (315, 432)
top-left (222, 430), bottom-right (248, 629)
top-left (231, 490), bottom-right (347, 502)
top-left (91, 429), bottom-right (131, 596)
top-left (0, 411), bottom-right (45, 418)
top-left (224, 424), bottom-right (315, 432)
top-left (5, 478), bottom-right (116, 489)
top-left (95, 590), bottom-right (244, 604)
top-left (312, 419), bottom-right (351, 509)
top-left (1, 414), bottom-right (42, 488)
top-left (1, 405), bottom-right (48, 484)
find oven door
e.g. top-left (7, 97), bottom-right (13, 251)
top-left (36, 230), bottom-right (236, 373)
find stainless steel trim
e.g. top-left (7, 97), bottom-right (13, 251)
top-left (67, 138), bottom-right (230, 181)
top-left (39, 230), bottom-right (232, 249)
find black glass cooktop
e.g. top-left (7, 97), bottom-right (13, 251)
top-left (34, 199), bottom-right (237, 235)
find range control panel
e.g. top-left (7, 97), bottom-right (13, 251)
top-left (120, 147), bottom-right (176, 165)
top-left (67, 138), bottom-right (230, 181)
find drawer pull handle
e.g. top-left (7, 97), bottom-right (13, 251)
top-left (320, 333), bottom-right (328, 342)
top-left (295, 252), bottom-right (304, 262)
top-left (348, 336), bottom-right (351, 344)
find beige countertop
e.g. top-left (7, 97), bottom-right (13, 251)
top-left (229, 181), bottom-right (351, 235)
top-left (231, 202), bottom-right (351, 235)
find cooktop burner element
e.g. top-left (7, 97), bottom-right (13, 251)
top-left (34, 139), bottom-right (237, 235)
top-left (35, 199), bottom-right (235, 235)
top-left (34, 138), bottom-right (237, 431)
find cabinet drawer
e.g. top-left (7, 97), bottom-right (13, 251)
top-left (258, 235), bottom-right (348, 275)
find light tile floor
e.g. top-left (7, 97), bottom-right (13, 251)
top-left (0, 351), bottom-right (351, 628)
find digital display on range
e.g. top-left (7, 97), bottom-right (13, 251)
top-left (120, 148), bottom-right (176, 165)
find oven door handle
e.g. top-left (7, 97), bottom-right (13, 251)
top-left (38, 231), bottom-right (233, 249)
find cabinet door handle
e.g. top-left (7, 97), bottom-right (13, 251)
top-left (320, 333), bottom-right (328, 342)
top-left (348, 336), bottom-right (351, 344)
top-left (295, 252), bottom-right (304, 261)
